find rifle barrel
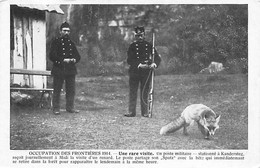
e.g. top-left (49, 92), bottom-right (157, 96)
top-left (148, 31), bottom-right (155, 118)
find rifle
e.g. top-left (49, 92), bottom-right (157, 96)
top-left (147, 29), bottom-right (155, 118)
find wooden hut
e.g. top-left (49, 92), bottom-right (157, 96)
top-left (10, 4), bottom-right (64, 88)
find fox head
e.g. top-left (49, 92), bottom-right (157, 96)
top-left (203, 114), bottom-right (221, 136)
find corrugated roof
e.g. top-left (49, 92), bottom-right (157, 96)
top-left (16, 4), bottom-right (64, 14)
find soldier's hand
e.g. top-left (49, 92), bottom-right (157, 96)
top-left (63, 58), bottom-right (71, 63)
top-left (138, 63), bottom-right (149, 69)
top-left (71, 58), bottom-right (76, 63)
top-left (64, 58), bottom-right (76, 63)
top-left (149, 63), bottom-right (157, 69)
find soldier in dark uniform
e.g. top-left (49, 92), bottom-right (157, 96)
top-left (124, 26), bottom-right (161, 117)
top-left (49, 22), bottom-right (81, 115)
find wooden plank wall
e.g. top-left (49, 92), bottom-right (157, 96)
top-left (10, 7), bottom-right (47, 89)
top-left (32, 15), bottom-right (47, 88)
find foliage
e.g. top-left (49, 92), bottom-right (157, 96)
top-left (47, 4), bottom-right (248, 75)
top-left (226, 58), bottom-right (248, 74)
top-left (164, 5), bottom-right (248, 73)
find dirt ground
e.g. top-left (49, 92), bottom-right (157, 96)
top-left (10, 74), bottom-right (248, 150)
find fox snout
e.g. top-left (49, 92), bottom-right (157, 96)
top-left (207, 127), bottom-right (218, 136)
top-left (209, 129), bottom-right (215, 136)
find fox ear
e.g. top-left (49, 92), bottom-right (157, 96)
top-left (215, 114), bottom-right (221, 123)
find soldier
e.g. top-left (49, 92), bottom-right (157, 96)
top-left (49, 22), bottom-right (81, 115)
top-left (124, 26), bottom-right (161, 117)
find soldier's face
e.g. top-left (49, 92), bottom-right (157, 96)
top-left (135, 34), bottom-right (144, 41)
top-left (61, 27), bottom-right (70, 38)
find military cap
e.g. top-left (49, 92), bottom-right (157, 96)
top-left (60, 21), bottom-right (70, 30)
top-left (134, 26), bottom-right (145, 35)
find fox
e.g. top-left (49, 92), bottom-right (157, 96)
top-left (160, 104), bottom-right (221, 139)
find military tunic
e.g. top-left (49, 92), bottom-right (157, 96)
top-left (49, 37), bottom-right (81, 75)
top-left (127, 40), bottom-right (161, 116)
top-left (49, 37), bottom-right (81, 111)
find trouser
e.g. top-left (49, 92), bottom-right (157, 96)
top-left (52, 74), bottom-right (75, 111)
top-left (128, 71), bottom-right (151, 115)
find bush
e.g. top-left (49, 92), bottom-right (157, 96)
top-left (225, 58), bottom-right (248, 74)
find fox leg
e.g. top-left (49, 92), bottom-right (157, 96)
top-left (197, 122), bottom-right (210, 139)
top-left (183, 123), bottom-right (189, 135)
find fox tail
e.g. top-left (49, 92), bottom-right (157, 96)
top-left (160, 116), bottom-right (186, 135)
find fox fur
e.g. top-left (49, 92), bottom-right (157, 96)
top-left (160, 104), bottom-right (221, 139)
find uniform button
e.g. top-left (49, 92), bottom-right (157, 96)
top-left (63, 53), bottom-right (65, 55)
top-left (63, 48), bottom-right (65, 50)
top-left (136, 48), bottom-right (139, 50)
top-left (137, 52), bottom-right (139, 55)
top-left (62, 43), bottom-right (64, 45)
top-left (137, 57), bottom-right (139, 58)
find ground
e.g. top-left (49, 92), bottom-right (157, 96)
top-left (10, 74), bottom-right (248, 150)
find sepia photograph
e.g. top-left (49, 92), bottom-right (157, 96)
top-left (10, 3), bottom-right (248, 150)
top-left (1, 0), bottom-right (260, 167)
